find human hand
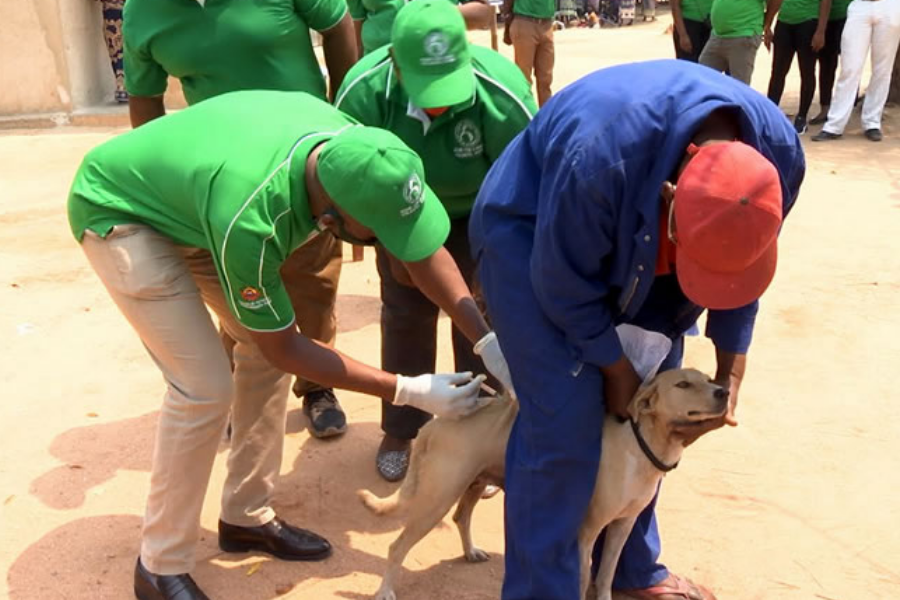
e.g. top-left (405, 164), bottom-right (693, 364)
top-left (811, 30), bottom-right (825, 52)
top-left (764, 27), bottom-right (774, 51)
top-left (601, 356), bottom-right (642, 420)
top-left (394, 372), bottom-right (489, 419)
top-left (715, 375), bottom-right (740, 426)
top-left (678, 32), bottom-right (693, 54)
top-left (474, 332), bottom-right (516, 399)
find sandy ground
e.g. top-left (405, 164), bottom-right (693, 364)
top-left (2, 16), bottom-right (900, 600)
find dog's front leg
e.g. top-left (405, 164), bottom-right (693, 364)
top-left (593, 516), bottom-right (638, 600)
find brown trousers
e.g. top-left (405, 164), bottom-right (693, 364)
top-left (220, 232), bottom-right (343, 397)
top-left (510, 16), bottom-right (555, 106)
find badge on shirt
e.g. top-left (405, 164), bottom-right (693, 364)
top-left (453, 119), bottom-right (483, 159)
top-left (239, 286), bottom-right (271, 310)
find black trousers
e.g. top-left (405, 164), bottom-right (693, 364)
top-left (375, 216), bottom-right (489, 440)
top-left (767, 19), bottom-right (820, 119)
top-left (673, 17), bottom-right (712, 63)
top-left (817, 18), bottom-right (846, 108)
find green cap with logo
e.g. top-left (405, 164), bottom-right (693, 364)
top-left (316, 126), bottom-right (450, 262)
top-left (391, 0), bottom-right (475, 109)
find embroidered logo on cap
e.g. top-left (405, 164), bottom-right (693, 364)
top-left (453, 119), bottom-right (483, 158)
top-left (421, 32), bottom-right (455, 66)
top-left (401, 173), bottom-right (424, 217)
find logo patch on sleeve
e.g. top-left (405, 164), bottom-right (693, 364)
top-left (239, 286), bottom-right (271, 310)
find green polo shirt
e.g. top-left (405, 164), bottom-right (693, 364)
top-left (710, 0), bottom-right (765, 37)
top-left (69, 91), bottom-right (356, 332)
top-left (680, 0), bottom-right (714, 22)
top-left (830, 0), bottom-right (851, 19)
top-left (513, 0), bottom-right (556, 19)
top-left (347, 0), bottom-right (404, 55)
top-left (335, 45), bottom-right (536, 218)
top-left (123, 0), bottom-right (347, 105)
top-left (778, 0), bottom-right (821, 24)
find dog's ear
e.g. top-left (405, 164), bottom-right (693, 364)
top-left (628, 380), bottom-right (659, 421)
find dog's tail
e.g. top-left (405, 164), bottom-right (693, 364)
top-left (357, 427), bottom-right (430, 516)
top-left (357, 488), bottom-right (402, 515)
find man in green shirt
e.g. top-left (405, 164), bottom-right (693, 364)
top-left (335, 0), bottom-right (536, 482)
top-left (502, 0), bottom-right (556, 105)
top-left (122, 0), bottom-right (358, 440)
top-left (699, 0), bottom-right (784, 84)
top-left (348, 0), bottom-right (495, 56)
top-left (69, 91), bottom-right (513, 600)
top-left (671, 0), bottom-right (714, 62)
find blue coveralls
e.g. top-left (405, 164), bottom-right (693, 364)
top-left (468, 60), bottom-right (805, 600)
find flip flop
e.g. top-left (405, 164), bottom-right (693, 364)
top-left (617, 573), bottom-right (716, 600)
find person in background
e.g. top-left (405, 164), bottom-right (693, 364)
top-left (671, 0), bottom-right (713, 62)
top-left (811, 0), bottom-right (900, 143)
top-left (123, 0), bottom-right (358, 440)
top-left (96, 0), bottom-right (128, 103)
top-left (335, 0), bottom-right (536, 482)
top-left (699, 0), bottom-right (784, 85)
top-left (502, 0), bottom-right (555, 105)
top-left (810, 0), bottom-right (852, 124)
top-left (766, 0), bottom-right (832, 134)
top-left (348, 0), bottom-right (496, 57)
top-left (642, 0), bottom-right (657, 21)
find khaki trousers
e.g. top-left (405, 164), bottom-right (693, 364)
top-left (510, 16), bottom-right (555, 106)
top-left (220, 232), bottom-right (343, 398)
top-left (81, 224), bottom-right (292, 575)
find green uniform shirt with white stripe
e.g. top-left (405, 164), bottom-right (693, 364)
top-left (68, 91), bottom-right (355, 332)
top-left (335, 45), bottom-right (537, 218)
top-left (123, 0), bottom-right (348, 104)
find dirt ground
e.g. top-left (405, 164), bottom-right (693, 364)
top-left (2, 17), bottom-right (900, 600)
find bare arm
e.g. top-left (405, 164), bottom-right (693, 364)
top-left (763, 0), bottom-right (784, 50)
top-left (403, 247), bottom-right (491, 344)
top-left (811, 0), bottom-right (832, 51)
top-left (670, 0), bottom-right (692, 54)
top-left (459, 0), bottom-right (496, 30)
top-left (129, 95), bottom-right (166, 128)
top-left (353, 19), bottom-right (364, 57)
top-left (714, 348), bottom-right (747, 426)
top-left (320, 13), bottom-right (358, 101)
top-left (250, 327), bottom-right (397, 398)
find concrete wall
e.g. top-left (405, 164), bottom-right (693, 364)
top-left (0, 0), bottom-right (115, 116)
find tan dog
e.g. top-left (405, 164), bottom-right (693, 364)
top-left (359, 368), bottom-right (729, 600)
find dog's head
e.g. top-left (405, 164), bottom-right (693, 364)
top-left (628, 368), bottom-right (729, 445)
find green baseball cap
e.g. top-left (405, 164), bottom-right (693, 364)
top-left (391, 0), bottom-right (475, 109)
top-left (316, 126), bottom-right (450, 262)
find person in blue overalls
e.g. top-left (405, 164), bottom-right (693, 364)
top-left (469, 59), bottom-right (805, 600)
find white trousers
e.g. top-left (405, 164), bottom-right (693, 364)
top-left (824, 0), bottom-right (900, 133)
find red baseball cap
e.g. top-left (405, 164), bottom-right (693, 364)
top-left (674, 141), bottom-right (783, 310)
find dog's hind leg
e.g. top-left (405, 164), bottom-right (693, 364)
top-left (592, 516), bottom-right (637, 600)
top-left (452, 481), bottom-right (490, 562)
top-left (375, 492), bottom-right (466, 600)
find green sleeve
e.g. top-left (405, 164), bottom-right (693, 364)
top-left (294, 0), bottom-right (349, 32)
top-left (478, 66), bottom-right (537, 162)
top-left (122, 29), bottom-right (168, 97)
top-left (216, 223), bottom-right (297, 332)
top-left (334, 55), bottom-right (390, 124)
top-left (347, 0), bottom-right (367, 20)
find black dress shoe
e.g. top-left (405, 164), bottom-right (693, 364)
top-left (865, 128), bottom-right (883, 142)
top-left (218, 517), bottom-right (332, 561)
top-left (811, 130), bottom-right (842, 142)
top-left (134, 558), bottom-right (210, 600)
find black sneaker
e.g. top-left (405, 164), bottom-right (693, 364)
top-left (864, 128), bottom-right (883, 142)
top-left (793, 115), bottom-right (808, 135)
top-left (811, 130), bottom-right (842, 142)
top-left (302, 389), bottom-right (347, 438)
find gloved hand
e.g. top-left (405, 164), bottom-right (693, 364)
top-left (394, 372), bottom-right (488, 419)
top-left (474, 331), bottom-right (516, 399)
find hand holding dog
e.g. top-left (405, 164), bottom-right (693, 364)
top-left (394, 372), bottom-right (489, 419)
top-left (601, 356), bottom-right (642, 419)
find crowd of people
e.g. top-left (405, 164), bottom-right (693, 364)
top-left (72, 1), bottom-right (893, 600)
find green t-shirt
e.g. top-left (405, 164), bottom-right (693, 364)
top-left (830, 0), bottom-right (851, 20)
top-left (69, 91), bottom-right (356, 331)
top-left (123, 0), bottom-right (347, 105)
top-left (335, 45), bottom-right (537, 218)
top-left (778, 0), bottom-right (821, 24)
top-left (347, 0), bottom-right (404, 55)
top-left (680, 0), bottom-right (714, 22)
top-left (710, 0), bottom-right (765, 37)
top-left (513, 0), bottom-right (556, 19)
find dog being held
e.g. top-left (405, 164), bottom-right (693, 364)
top-left (359, 368), bottom-right (730, 600)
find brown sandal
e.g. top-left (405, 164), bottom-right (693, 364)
top-left (617, 573), bottom-right (716, 600)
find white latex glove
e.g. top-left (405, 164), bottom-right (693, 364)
top-left (473, 331), bottom-right (517, 399)
top-left (394, 372), bottom-right (488, 419)
top-left (615, 324), bottom-right (673, 384)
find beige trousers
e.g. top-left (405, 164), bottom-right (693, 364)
top-left (81, 224), bottom-right (293, 575)
top-left (219, 231), bottom-right (343, 397)
top-left (510, 15), bottom-right (555, 106)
